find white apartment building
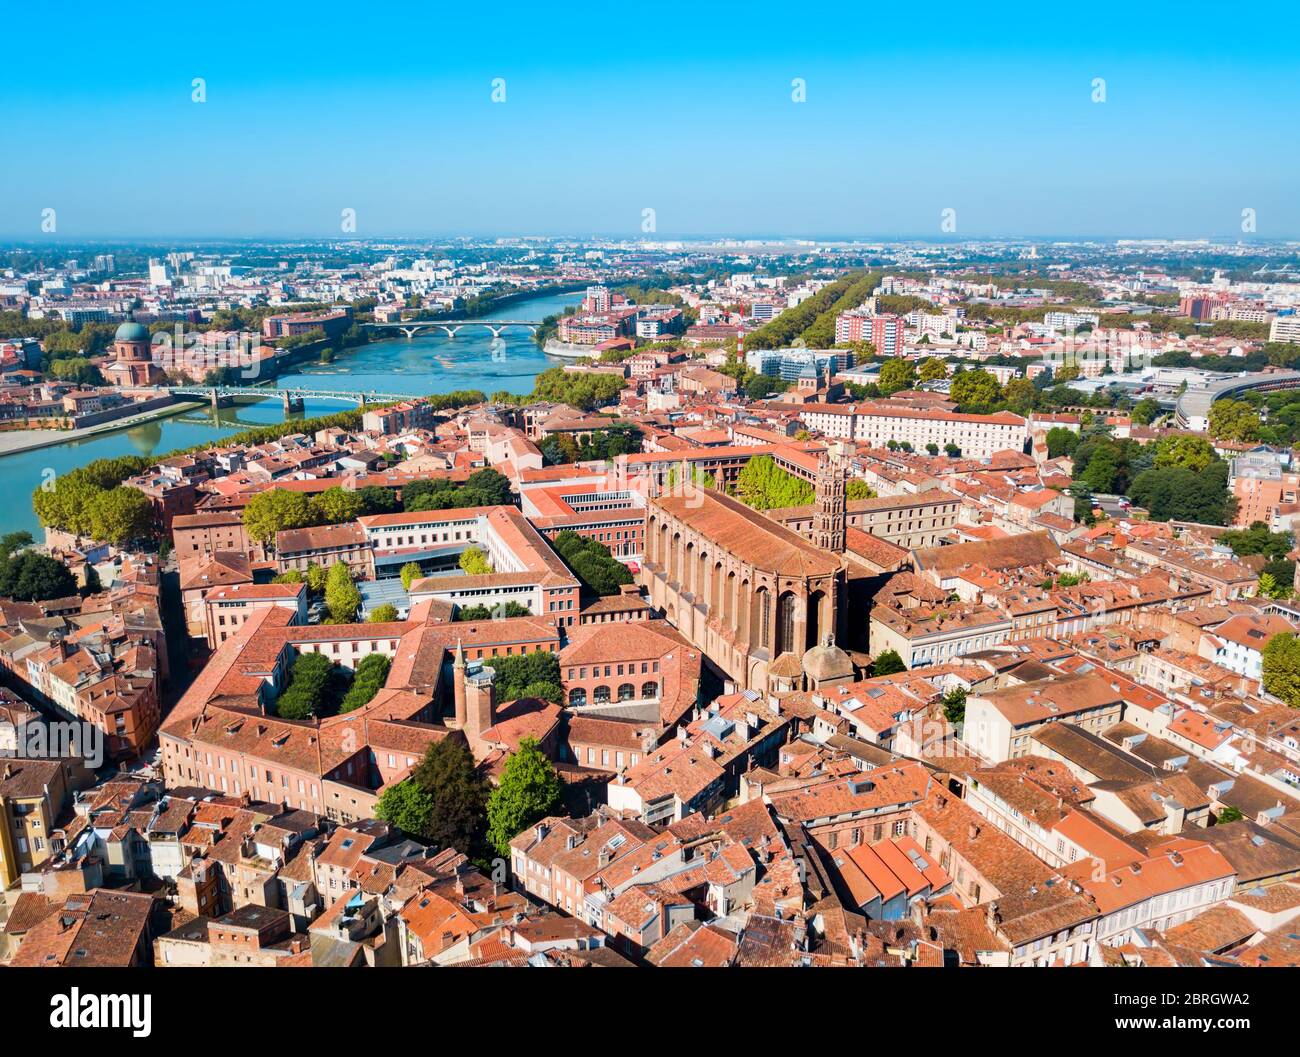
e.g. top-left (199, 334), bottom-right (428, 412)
top-left (1270, 316), bottom-right (1300, 344)
top-left (795, 403), bottom-right (1028, 459)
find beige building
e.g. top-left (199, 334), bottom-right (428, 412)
top-left (963, 671), bottom-right (1125, 763)
top-left (0, 758), bottom-right (69, 887)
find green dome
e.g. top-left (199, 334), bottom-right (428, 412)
top-left (115, 321), bottom-right (150, 343)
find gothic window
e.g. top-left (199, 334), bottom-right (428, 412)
top-left (776, 591), bottom-right (797, 656)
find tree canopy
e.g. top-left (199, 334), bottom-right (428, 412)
top-left (486, 737), bottom-right (565, 857)
top-left (324, 561), bottom-right (362, 623)
top-left (1128, 462), bottom-right (1233, 524)
top-left (1262, 633), bottom-right (1300, 708)
top-left (550, 530), bottom-right (633, 596)
top-left (0, 550), bottom-right (78, 601)
top-left (872, 650), bottom-right (906, 676)
top-left (408, 736), bottom-right (490, 852)
top-left (734, 455), bottom-right (814, 511)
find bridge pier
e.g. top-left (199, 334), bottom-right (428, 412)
top-left (282, 391), bottom-right (304, 414)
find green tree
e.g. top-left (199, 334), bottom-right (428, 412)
top-left (311, 486), bottom-right (365, 525)
top-left (918, 357), bottom-right (948, 383)
top-left (1131, 398), bottom-right (1161, 426)
top-left (357, 485), bottom-right (400, 515)
top-left (1046, 431), bottom-right (1078, 464)
top-left (1152, 435), bottom-right (1216, 473)
top-left (734, 455), bottom-right (814, 511)
top-left (85, 486), bottom-right (153, 546)
top-left (949, 368), bottom-right (1003, 409)
top-left (942, 687), bottom-right (967, 725)
top-left (0, 551), bottom-right (78, 601)
top-left (458, 468), bottom-right (513, 506)
top-left (340, 652), bottom-right (392, 711)
top-left (872, 649), bottom-right (906, 676)
top-left (549, 530), bottom-right (633, 596)
top-left (1258, 572), bottom-right (1290, 600)
top-left (305, 562), bottom-right (329, 594)
top-left (243, 488), bottom-right (317, 545)
top-left (746, 374), bottom-right (784, 400)
top-left (1128, 463), bottom-right (1232, 524)
top-left (374, 780), bottom-right (434, 838)
top-left (400, 561), bottom-right (424, 591)
top-left (1216, 805), bottom-right (1244, 824)
top-left (489, 650), bottom-right (563, 701)
top-left (1081, 444), bottom-right (1122, 493)
top-left (1002, 377), bottom-right (1037, 416)
top-left (411, 737), bottom-right (490, 852)
top-left (1208, 399), bottom-right (1261, 443)
top-left (877, 358), bottom-right (916, 395)
top-left (0, 531), bottom-right (34, 558)
top-left (275, 651), bottom-right (334, 719)
top-left (846, 479), bottom-right (875, 500)
top-left (486, 737), bottom-right (565, 857)
top-left (458, 545), bottom-right (493, 576)
top-left (324, 561), bottom-right (362, 623)
top-left (368, 603), bottom-right (399, 623)
top-left (1262, 633), bottom-right (1300, 707)
top-left (1219, 522), bottom-right (1294, 562)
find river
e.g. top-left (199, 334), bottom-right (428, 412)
top-left (0, 289), bottom-right (583, 536)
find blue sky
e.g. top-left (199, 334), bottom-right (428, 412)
top-left (2, 1), bottom-right (1297, 240)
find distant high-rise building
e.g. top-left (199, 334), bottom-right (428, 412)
top-left (1270, 315), bottom-right (1300, 345)
top-left (835, 310), bottom-right (904, 355)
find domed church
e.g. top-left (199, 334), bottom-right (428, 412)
top-left (103, 318), bottom-right (167, 387)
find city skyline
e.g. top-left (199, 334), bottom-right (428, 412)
top-left (3, 1), bottom-right (1298, 240)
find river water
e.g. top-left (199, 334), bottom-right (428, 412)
top-left (0, 289), bottom-right (582, 535)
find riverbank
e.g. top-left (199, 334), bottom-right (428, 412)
top-left (0, 399), bottom-right (208, 457)
top-left (542, 339), bottom-right (601, 360)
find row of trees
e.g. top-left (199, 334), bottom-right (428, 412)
top-left (743, 270), bottom-right (876, 350)
top-left (539, 425), bottom-right (643, 465)
top-left (402, 468), bottom-right (512, 513)
top-left (455, 601), bottom-right (531, 621)
top-left (243, 485), bottom-right (391, 545)
top-left (31, 456), bottom-right (155, 546)
top-left (244, 470), bottom-right (513, 546)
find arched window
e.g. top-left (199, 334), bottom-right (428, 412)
top-left (618, 683), bottom-right (635, 701)
top-left (568, 687), bottom-right (587, 707)
top-left (641, 681), bottom-right (659, 699)
top-left (807, 590), bottom-right (825, 650)
top-left (593, 685), bottom-right (611, 704)
top-left (776, 592), bottom-right (797, 656)
top-left (753, 586), bottom-right (770, 649)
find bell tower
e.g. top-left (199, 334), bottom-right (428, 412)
top-left (813, 458), bottom-right (847, 553)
